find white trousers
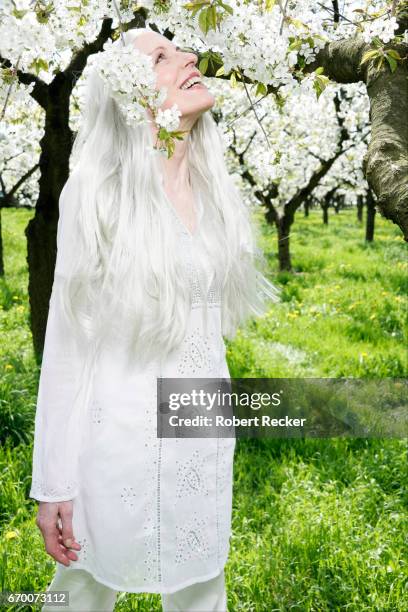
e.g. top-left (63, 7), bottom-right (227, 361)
top-left (41, 564), bottom-right (228, 612)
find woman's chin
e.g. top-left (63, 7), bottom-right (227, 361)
top-left (177, 87), bottom-right (215, 112)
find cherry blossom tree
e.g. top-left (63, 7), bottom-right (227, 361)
top-left (0, 94), bottom-right (42, 275)
top-left (0, 0), bottom-right (406, 356)
top-left (177, 0), bottom-right (407, 237)
top-left (0, 2), bottom-right (147, 357)
top-left (211, 78), bottom-right (370, 270)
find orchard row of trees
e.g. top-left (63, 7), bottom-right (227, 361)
top-left (0, 0), bottom-right (407, 358)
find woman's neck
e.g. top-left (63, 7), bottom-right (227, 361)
top-left (152, 125), bottom-right (192, 193)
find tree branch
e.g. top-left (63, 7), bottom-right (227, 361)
top-left (304, 34), bottom-right (408, 238)
top-left (62, 10), bottom-right (147, 86)
top-left (8, 162), bottom-right (40, 198)
top-left (0, 55), bottom-right (48, 109)
top-left (62, 17), bottom-right (115, 84)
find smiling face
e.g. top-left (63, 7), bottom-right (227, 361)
top-left (132, 31), bottom-right (215, 130)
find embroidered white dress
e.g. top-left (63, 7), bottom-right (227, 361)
top-left (29, 176), bottom-right (236, 594)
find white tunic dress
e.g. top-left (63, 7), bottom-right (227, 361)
top-left (29, 178), bottom-right (236, 594)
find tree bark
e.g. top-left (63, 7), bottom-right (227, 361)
top-left (228, 92), bottom-right (349, 272)
top-left (1, 12), bottom-right (152, 360)
top-left (276, 218), bottom-right (292, 271)
top-left (365, 188), bottom-right (376, 242)
top-left (25, 74), bottom-right (73, 361)
top-left (204, 5), bottom-right (408, 239)
top-left (305, 32), bottom-right (408, 239)
top-left (357, 194), bottom-right (364, 223)
top-left (321, 189), bottom-right (336, 225)
top-left (2, 16), bottom-right (133, 360)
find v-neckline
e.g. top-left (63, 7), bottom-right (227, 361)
top-left (165, 189), bottom-right (202, 239)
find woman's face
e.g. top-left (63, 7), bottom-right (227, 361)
top-left (132, 31), bottom-right (215, 129)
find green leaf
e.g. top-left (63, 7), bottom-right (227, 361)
top-left (1, 68), bottom-right (17, 85)
top-left (256, 82), bottom-right (267, 96)
top-left (218, 1), bottom-right (234, 15)
top-left (186, 1), bottom-right (210, 17)
top-left (208, 5), bottom-right (217, 30)
top-left (386, 49), bottom-right (402, 60)
top-left (172, 130), bottom-right (189, 141)
top-left (297, 56), bottom-right (306, 69)
top-left (371, 36), bottom-right (383, 48)
top-left (183, 1), bottom-right (209, 9)
top-left (36, 11), bottom-right (50, 24)
top-left (199, 56), bottom-right (209, 74)
top-left (230, 71), bottom-right (237, 88)
top-left (167, 138), bottom-right (175, 158)
top-left (313, 81), bottom-right (322, 98)
top-left (288, 39), bottom-right (302, 52)
top-left (315, 66), bottom-right (324, 75)
top-left (28, 58), bottom-right (49, 75)
top-left (215, 64), bottom-right (225, 76)
top-left (375, 56), bottom-right (385, 71)
top-left (265, 0), bottom-right (276, 11)
top-left (385, 54), bottom-right (397, 72)
top-left (11, 9), bottom-right (28, 18)
top-left (286, 16), bottom-right (310, 31)
top-left (275, 92), bottom-right (285, 109)
top-left (360, 49), bottom-right (380, 65)
top-left (313, 74), bottom-right (329, 99)
top-left (198, 8), bottom-right (209, 34)
top-left (158, 127), bottom-right (169, 141)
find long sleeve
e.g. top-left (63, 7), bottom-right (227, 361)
top-left (29, 173), bottom-right (89, 502)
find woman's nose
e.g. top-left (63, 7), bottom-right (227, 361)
top-left (182, 51), bottom-right (198, 68)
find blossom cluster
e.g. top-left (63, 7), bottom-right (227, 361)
top-left (212, 76), bottom-right (370, 209)
top-left (0, 1), bottom-right (403, 94)
top-left (88, 39), bottom-right (166, 127)
top-left (156, 104), bottom-right (182, 132)
top-left (0, 92), bottom-right (43, 206)
top-left (0, 0), bottom-right (404, 164)
top-left (361, 15), bottom-right (399, 44)
top-left (87, 38), bottom-right (183, 156)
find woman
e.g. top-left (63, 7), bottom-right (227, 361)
top-left (30, 27), bottom-right (280, 612)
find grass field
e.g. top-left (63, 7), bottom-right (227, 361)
top-left (0, 206), bottom-right (407, 611)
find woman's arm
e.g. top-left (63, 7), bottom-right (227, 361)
top-left (29, 276), bottom-right (84, 501)
top-left (29, 173), bottom-right (85, 503)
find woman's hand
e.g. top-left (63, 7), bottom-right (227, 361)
top-left (36, 500), bottom-right (81, 567)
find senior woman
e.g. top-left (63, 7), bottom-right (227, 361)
top-left (30, 27), bottom-right (279, 612)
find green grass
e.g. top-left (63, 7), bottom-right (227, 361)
top-left (0, 207), bottom-right (407, 611)
top-left (227, 208), bottom-right (407, 378)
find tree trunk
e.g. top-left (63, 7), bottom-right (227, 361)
top-left (305, 33), bottom-right (408, 239)
top-left (25, 75), bottom-right (73, 362)
top-left (276, 219), bottom-right (292, 271)
top-left (322, 205), bottom-right (329, 225)
top-left (208, 21), bottom-right (408, 239)
top-left (357, 194), bottom-right (364, 222)
top-left (365, 188), bottom-right (376, 242)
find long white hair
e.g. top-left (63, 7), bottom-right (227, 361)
top-left (60, 27), bottom-right (281, 369)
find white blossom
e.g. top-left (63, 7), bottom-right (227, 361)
top-left (156, 104), bottom-right (182, 132)
top-left (361, 16), bottom-right (399, 44)
top-left (88, 39), bottom-right (179, 131)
